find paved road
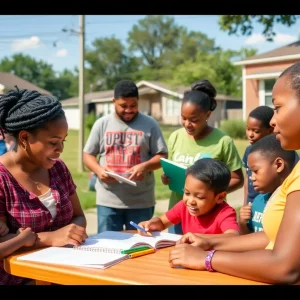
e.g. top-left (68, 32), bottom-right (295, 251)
top-left (84, 187), bottom-right (244, 236)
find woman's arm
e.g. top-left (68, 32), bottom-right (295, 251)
top-left (68, 191), bottom-right (87, 228)
top-left (211, 190), bottom-right (300, 284)
top-left (0, 229), bottom-right (37, 260)
top-left (228, 169), bottom-right (244, 193)
top-left (34, 192), bottom-right (87, 247)
top-left (171, 191), bottom-right (300, 284)
top-left (178, 230), bottom-right (269, 252)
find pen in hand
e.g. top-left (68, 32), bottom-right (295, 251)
top-left (129, 221), bottom-right (152, 236)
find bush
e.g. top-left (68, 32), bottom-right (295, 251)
top-left (85, 111), bottom-right (97, 132)
top-left (220, 119), bottom-right (247, 139)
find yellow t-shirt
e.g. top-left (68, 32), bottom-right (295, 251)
top-left (262, 161), bottom-right (300, 249)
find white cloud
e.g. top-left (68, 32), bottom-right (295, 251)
top-left (244, 33), bottom-right (266, 45)
top-left (244, 32), bottom-right (298, 46)
top-left (273, 33), bottom-right (298, 45)
top-left (56, 48), bottom-right (68, 57)
top-left (12, 36), bottom-right (41, 51)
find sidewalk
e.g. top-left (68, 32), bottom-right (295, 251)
top-left (84, 187), bottom-right (244, 236)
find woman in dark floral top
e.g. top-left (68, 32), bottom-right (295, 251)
top-left (0, 88), bottom-right (87, 285)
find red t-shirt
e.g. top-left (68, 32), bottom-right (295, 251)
top-left (165, 200), bottom-right (239, 234)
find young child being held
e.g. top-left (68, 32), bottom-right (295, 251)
top-left (239, 134), bottom-right (297, 234)
top-left (138, 158), bottom-right (239, 237)
top-left (243, 106), bottom-right (274, 205)
top-left (0, 220), bottom-right (37, 260)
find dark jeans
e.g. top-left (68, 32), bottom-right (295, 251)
top-left (96, 205), bottom-right (155, 233)
top-left (88, 173), bottom-right (97, 191)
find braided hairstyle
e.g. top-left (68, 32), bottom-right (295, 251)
top-left (0, 88), bottom-right (65, 140)
top-left (182, 79), bottom-right (217, 112)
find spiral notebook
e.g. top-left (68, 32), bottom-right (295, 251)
top-left (73, 230), bottom-right (182, 253)
top-left (17, 246), bottom-right (128, 269)
top-left (17, 231), bottom-right (182, 269)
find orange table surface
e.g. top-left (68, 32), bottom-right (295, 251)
top-left (4, 246), bottom-right (268, 285)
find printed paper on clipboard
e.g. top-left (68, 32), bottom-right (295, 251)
top-left (104, 171), bottom-right (137, 187)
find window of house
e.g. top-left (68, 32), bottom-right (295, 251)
top-left (264, 79), bottom-right (276, 107)
top-left (103, 103), bottom-right (114, 115)
top-left (166, 98), bottom-right (181, 116)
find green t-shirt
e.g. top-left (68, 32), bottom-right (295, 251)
top-left (167, 127), bottom-right (243, 209)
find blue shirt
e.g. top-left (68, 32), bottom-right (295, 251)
top-left (243, 144), bottom-right (299, 204)
top-left (247, 193), bottom-right (271, 232)
top-left (242, 145), bottom-right (257, 203)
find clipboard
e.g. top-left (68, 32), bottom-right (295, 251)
top-left (104, 171), bottom-right (137, 187)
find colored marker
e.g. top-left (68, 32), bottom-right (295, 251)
top-left (129, 248), bottom-right (155, 258)
top-left (129, 221), bottom-right (152, 236)
top-left (121, 246), bottom-right (151, 254)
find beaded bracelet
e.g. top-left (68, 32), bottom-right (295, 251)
top-left (205, 250), bottom-right (216, 272)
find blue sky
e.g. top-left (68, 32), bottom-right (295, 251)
top-left (0, 15), bottom-right (299, 73)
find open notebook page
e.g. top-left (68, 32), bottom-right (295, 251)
top-left (74, 231), bottom-right (182, 253)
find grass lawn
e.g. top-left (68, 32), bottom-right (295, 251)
top-left (61, 126), bottom-right (249, 210)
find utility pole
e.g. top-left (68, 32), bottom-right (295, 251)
top-left (78, 15), bottom-right (85, 172)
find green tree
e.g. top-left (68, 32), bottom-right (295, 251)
top-left (0, 54), bottom-right (77, 99)
top-left (85, 37), bottom-right (140, 91)
top-left (219, 15), bottom-right (299, 41)
top-left (168, 47), bottom-right (257, 98)
top-left (127, 15), bottom-right (182, 69)
top-left (48, 68), bottom-right (79, 100)
top-left (169, 51), bottom-right (218, 88)
top-left (127, 16), bottom-right (217, 82)
top-left (0, 53), bottom-right (56, 90)
top-left (167, 29), bottom-right (217, 66)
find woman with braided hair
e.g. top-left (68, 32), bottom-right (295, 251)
top-left (0, 88), bottom-right (87, 285)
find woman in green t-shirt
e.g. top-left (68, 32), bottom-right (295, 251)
top-left (162, 79), bottom-right (244, 234)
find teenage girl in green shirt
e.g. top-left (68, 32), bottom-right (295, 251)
top-left (162, 79), bottom-right (244, 234)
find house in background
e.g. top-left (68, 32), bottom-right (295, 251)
top-left (61, 80), bottom-right (242, 130)
top-left (234, 40), bottom-right (300, 120)
top-left (0, 72), bottom-right (52, 96)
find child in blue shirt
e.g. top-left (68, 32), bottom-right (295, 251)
top-left (239, 134), bottom-right (298, 234)
top-left (243, 106), bottom-right (274, 205)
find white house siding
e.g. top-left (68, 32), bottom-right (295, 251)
top-left (63, 107), bottom-right (80, 130)
top-left (161, 95), bottom-right (181, 125)
top-left (139, 99), bottom-right (150, 115)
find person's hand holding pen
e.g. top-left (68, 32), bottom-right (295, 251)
top-left (136, 217), bottom-right (165, 236)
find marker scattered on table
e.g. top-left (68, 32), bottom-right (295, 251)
top-left (121, 246), bottom-right (151, 254)
top-left (129, 221), bottom-right (152, 236)
top-left (129, 248), bottom-right (155, 258)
